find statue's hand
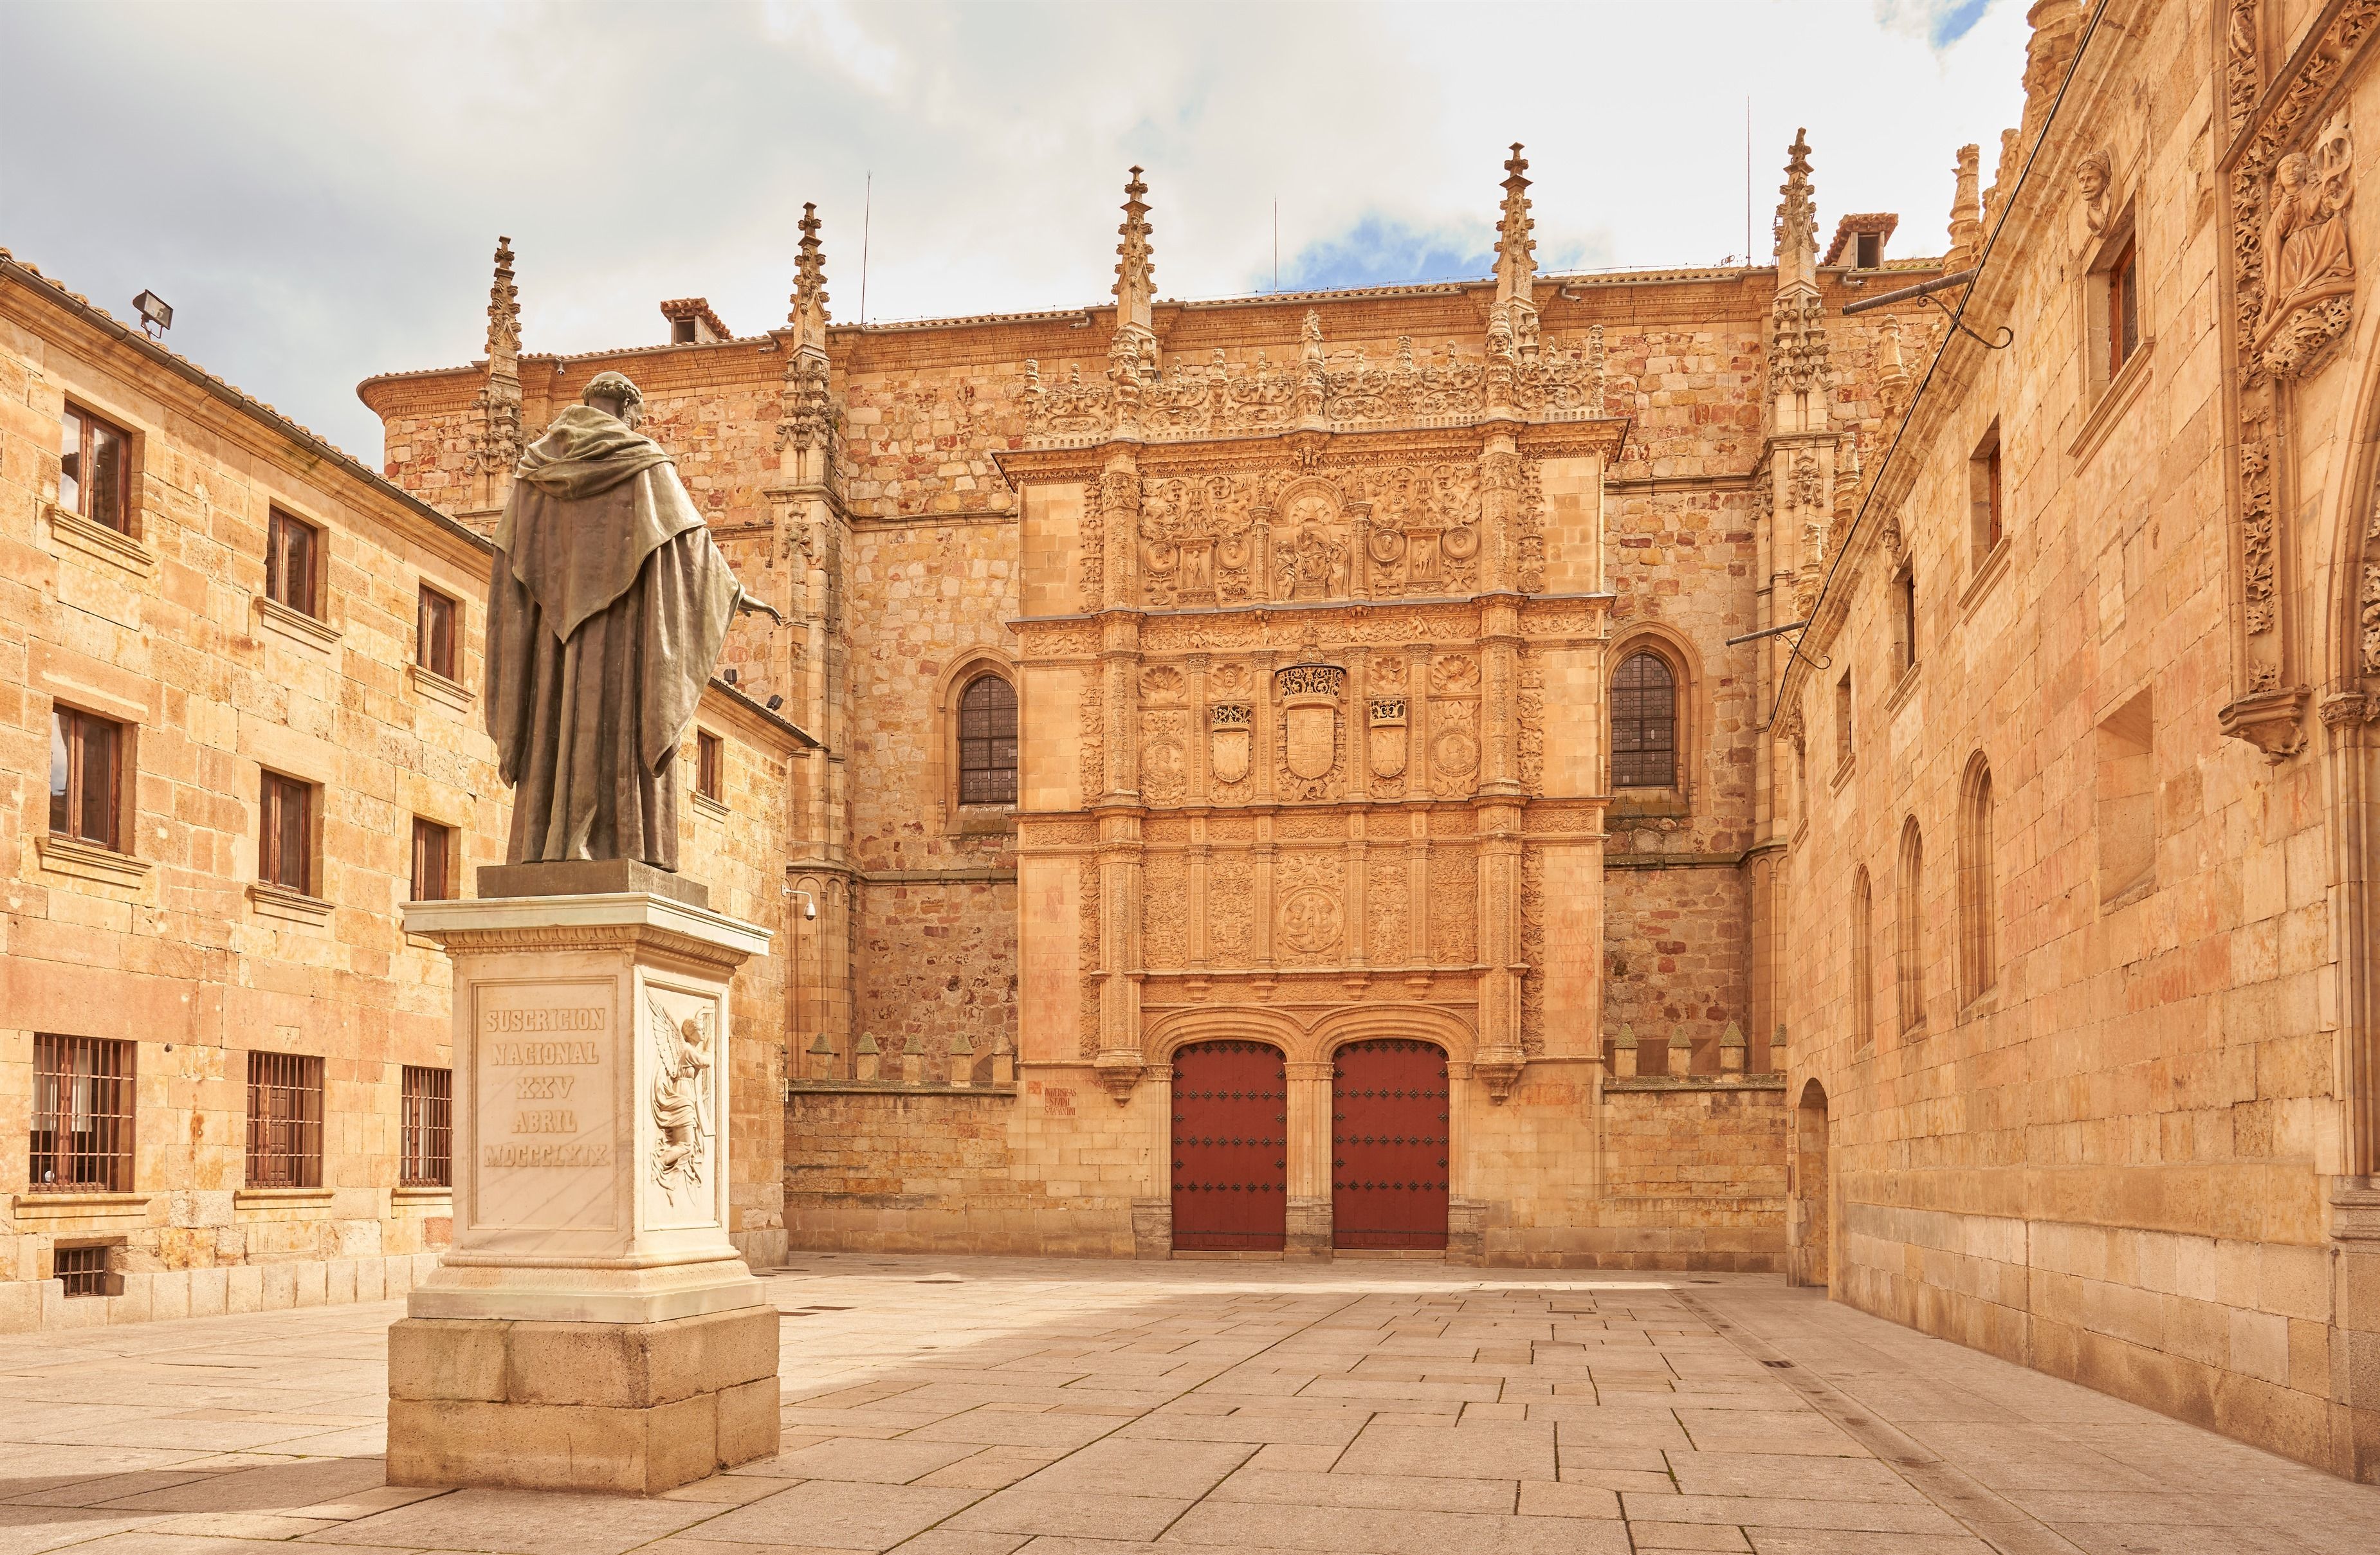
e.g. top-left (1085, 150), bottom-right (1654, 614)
top-left (737, 595), bottom-right (788, 626)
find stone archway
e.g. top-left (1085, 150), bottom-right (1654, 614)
top-left (1790, 1078), bottom-right (1830, 1289)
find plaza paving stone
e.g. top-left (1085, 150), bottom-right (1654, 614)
top-left (0, 1254), bottom-right (2372, 1554)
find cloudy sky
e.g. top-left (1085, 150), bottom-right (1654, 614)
top-left (3, 1), bottom-right (2028, 463)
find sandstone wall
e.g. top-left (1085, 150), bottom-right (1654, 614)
top-left (1, 265), bottom-right (802, 1327)
top-left (1776, 0), bottom-right (2379, 1478)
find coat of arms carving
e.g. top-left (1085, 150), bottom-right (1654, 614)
top-left (1209, 702), bottom-right (1252, 785)
top-left (1368, 695), bottom-right (1409, 780)
top-left (1276, 662), bottom-right (1345, 790)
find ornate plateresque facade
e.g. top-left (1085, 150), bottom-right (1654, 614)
top-left (1000, 150), bottom-right (1624, 1257)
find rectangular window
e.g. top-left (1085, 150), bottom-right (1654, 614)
top-left (1855, 231), bottom-right (1880, 270)
top-left (53, 1244), bottom-right (114, 1298)
top-left (266, 508), bottom-right (320, 618)
top-left (697, 730), bottom-right (724, 801)
top-left (1835, 672), bottom-right (1854, 768)
top-left (59, 405), bottom-right (131, 533)
top-left (29, 1034), bottom-right (134, 1192)
top-left (2107, 238), bottom-right (2139, 379)
top-left (1968, 421), bottom-right (2003, 565)
top-left (410, 817), bottom-right (453, 902)
top-left (417, 586), bottom-right (457, 680)
top-left (259, 770), bottom-right (313, 894)
top-left (400, 1066), bottom-right (452, 1188)
top-left (49, 707), bottom-right (123, 851)
top-left (245, 1051), bottom-right (324, 1188)
top-left (1895, 565), bottom-right (1919, 675)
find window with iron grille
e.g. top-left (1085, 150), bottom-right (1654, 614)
top-left (59, 404), bottom-right (131, 534)
top-left (400, 1066), bottom-right (452, 1188)
top-left (957, 675), bottom-right (1018, 806)
top-left (1609, 651), bottom-right (1676, 789)
top-left (53, 1244), bottom-right (113, 1298)
top-left (30, 1034), bottom-right (134, 1192)
top-left (259, 770), bottom-right (313, 893)
top-left (417, 585), bottom-right (457, 680)
top-left (697, 729), bottom-right (724, 801)
top-left (246, 1051), bottom-right (324, 1188)
top-left (411, 817), bottom-right (453, 902)
top-left (50, 707), bottom-right (124, 851)
top-left (266, 508), bottom-right (320, 618)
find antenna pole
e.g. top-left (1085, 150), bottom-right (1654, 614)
top-left (859, 171), bottom-right (873, 325)
top-left (1745, 99), bottom-right (1752, 266)
top-left (1274, 199), bottom-right (1279, 292)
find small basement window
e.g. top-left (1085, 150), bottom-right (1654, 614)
top-left (53, 1244), bottom-right (117, 1298)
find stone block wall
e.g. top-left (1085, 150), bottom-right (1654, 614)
top-left (1775, 0), bottom-right (2380, 1480)
top-left (1, 262), bottom-right (803, 1329)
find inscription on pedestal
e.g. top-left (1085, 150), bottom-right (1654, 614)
top-left (472, 982), bottom-right (618, 1232)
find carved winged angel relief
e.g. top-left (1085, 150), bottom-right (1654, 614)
top-left (646, 994), bottom-right (715, 1204)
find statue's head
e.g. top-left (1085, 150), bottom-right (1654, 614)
top-left (582, 370), bottom-right (645, 428)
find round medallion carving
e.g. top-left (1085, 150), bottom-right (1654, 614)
top-left (1278, 888), bottom-right (1344, 954)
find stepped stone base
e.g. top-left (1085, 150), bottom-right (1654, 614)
top-left (386, 1305), bottom-right (780, 1494)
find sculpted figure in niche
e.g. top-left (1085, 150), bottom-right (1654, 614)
top-left (648, 996), bottom-right (715, 1201)
top-left (2262, 120), bottom-right (2355, 331)
top-left (485, 372), bottom-right (783, 868)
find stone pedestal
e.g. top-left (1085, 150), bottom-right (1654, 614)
top-left (392, 888), bottom-right (779, 1493)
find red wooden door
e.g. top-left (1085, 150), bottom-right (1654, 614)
top-left (1171, 1041), bottom-right (1288, 1251)
top-left (1332, 1039), bottom-right (1449, 1250)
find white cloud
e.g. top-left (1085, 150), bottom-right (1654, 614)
top-left (0, 0), bottom-right (2033, 461)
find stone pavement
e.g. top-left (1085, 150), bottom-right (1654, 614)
top-left (0, 1255), bottom-right (2374, 1555)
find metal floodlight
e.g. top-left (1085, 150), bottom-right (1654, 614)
top-left (765, 693), bottom-right (784, 711)
top-left (722, 666), bottom-right (738, 686)
top-left (133, 291), bottom-right (173, 338)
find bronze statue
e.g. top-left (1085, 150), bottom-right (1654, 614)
top-left (484, 371), bottom-right (782, 869)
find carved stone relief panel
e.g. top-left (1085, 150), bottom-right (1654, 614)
top-left (1429, 653), bottom-right (1483, 797)
top-left (1518, 846), bottom-right (1546, 1056)
top-left (1275, 851), bottom-right (1346, 966)
top-left (1078, 860), bottom-right (1102, 1057)
top-left (1272, 480), bottom-right (1354, 602)
top-left (1367, 855), bottom-right (1409, 966)
top-left (1141, 475), bottom-right (1254, 609)
top-left (1429, 845), bottom-right (1478, 963)
top-left (1138, 664), bottom-right (1190, 806)
top-left (1142, 853), bottom-right (1187, 969)
top-left (1515, 651), bottom-right (1545, 792)
top-left (1208, 856), bottom-right (1254, 964)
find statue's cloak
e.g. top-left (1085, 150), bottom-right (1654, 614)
top-left (484, 405), bottom-right (740, 868)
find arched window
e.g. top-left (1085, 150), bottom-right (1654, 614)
top-left (1611, 651), bottom-right (1677, 788)
top-left (1897, 817), bottom-right (1927, 1036)
top-left (1957, 754), bottom-right (1995, 1003)
top-left (1851, 866), bottom-right (1874, 1055)
top-left (957, 675), bottom-right (1018, 806)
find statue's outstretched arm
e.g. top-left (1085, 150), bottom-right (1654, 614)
top-left (735, 590), bottom-right (787, 626)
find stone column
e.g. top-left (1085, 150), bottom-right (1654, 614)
top-left (1285, 1059), bottom-right (1334, 1259)
top-left (392, 883), bottom-right (780, 1495)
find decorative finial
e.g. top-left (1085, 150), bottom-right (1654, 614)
top-left (1115, 165), bottom-right (1155, 335)
top-left (1946, 143), bottom-right (1984, 269)
top-left (1494, 141), bottom-right (1537, 304)
top-left (1773, 129), bottom-right (1819, 294)
top-left (790, 203), bottom-right (830, 349)
top-left (486, 237), bottom-right (520, 363)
